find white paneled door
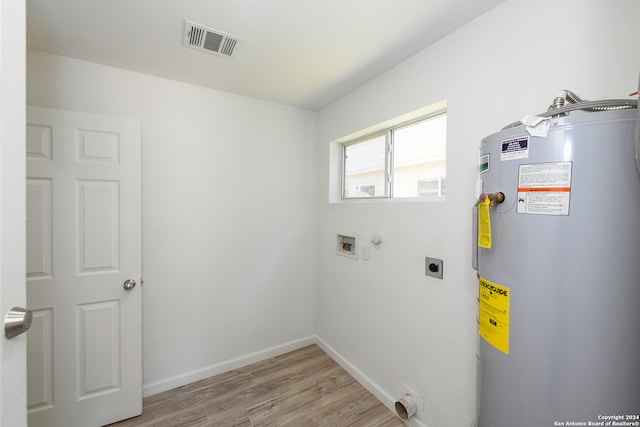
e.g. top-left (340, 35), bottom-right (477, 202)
top-left (1, 1), bottom-right (27, 426)
top-left (26, 106), bottom-right (142, 427)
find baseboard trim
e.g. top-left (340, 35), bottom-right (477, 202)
top-left (315, 336), bottom-right (428, 427)
top-left (142, 334), bottom-right (428, 427)
top-left (142, 335), bottom-right (316, 397)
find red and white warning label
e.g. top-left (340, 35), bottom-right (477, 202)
top-left (516, 162), bottom-right (572, 215)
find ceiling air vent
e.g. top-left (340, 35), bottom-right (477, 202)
top-left (183, 21), bottom-right (241, 59)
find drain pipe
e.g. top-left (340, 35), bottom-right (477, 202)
top-left (394, 394), bottom-right (418, 420)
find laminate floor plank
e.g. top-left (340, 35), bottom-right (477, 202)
top-left (277, 381), bottom-right (367, 426)
top-left (150, 404), bottom-right (209, 427)
top-left (204, 407), bottom-right (253, 427)
top-left (205, 365), bottom-right (331, 419)
top-left (246, 381), bottom-right (325, 426)
top-left (249, 347), bottom-right (335, 384)
top-left (107, 344), bottom-right (403, 427)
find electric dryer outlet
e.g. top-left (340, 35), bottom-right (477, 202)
top-left (425, 257), bottom-right (443, 279)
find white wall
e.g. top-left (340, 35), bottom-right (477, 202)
top-left (25, 0), bottom-right (640, 424)
top-left (315, 1), bottom-right (640, 426)
top-left (27, 51), bottom-right (318, 394)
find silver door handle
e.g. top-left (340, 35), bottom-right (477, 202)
top-left (4, 306), bottom-right (33, 340)
top-left (123, 279), bottom-right (137, 291)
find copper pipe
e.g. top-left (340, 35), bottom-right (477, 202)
top-left (486, 192), bottom-right (505, 206)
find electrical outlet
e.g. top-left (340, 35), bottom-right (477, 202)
top-left (425, 257), bottom-right (443, 279)
top-left (361, 244), bottom-right (370, 260)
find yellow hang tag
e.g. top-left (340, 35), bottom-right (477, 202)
top-left (478, 197), bottom-right (492, 249)
top-left (479, 277), bottom-right (510, 354)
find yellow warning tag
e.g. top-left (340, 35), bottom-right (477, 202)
top-left (478, 197), bottom-right (492, 249)
top-left (479, 277), bottom-right (510, 355)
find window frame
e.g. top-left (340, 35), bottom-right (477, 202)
top-left (340, 111), bottom-right (446, 201)
top-left (341, 131), bottom-right (391, 199)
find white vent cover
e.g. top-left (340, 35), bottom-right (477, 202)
top-left (183, 21), bottom-right (241, 59)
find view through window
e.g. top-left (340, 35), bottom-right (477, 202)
top-left (342, 113), bottom-right (446, 199)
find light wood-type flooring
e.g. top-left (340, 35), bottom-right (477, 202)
top-left (107, 344), bottom-right (406, 427)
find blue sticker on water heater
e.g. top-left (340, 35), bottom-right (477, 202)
top-left (500, 137), bottom-right (529, 161)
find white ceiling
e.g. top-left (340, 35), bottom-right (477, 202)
top-left (27, 0), bottom-right (506, 111)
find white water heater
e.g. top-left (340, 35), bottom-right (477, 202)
top-left (473, 92), bottom-right (640, 427)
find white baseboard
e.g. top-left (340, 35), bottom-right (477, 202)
top-left (143, 334), bottom-right (428, 427)
top-left (142, 335), bottom-right (316, 397)
top-left (315, 336), bottom-right (428, 427)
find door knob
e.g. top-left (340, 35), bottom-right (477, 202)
top-left (4, 306), bottom-right (33, 340)
top-left (123, 279), bottom-right (137, 291)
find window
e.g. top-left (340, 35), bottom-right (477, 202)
top-left (342, 113), bottom-right (446, 199)
top-left (343, 134), bottom-right (386, 198)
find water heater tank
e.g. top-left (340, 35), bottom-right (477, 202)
top-left (474, 98), bottom-right (640, 427)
